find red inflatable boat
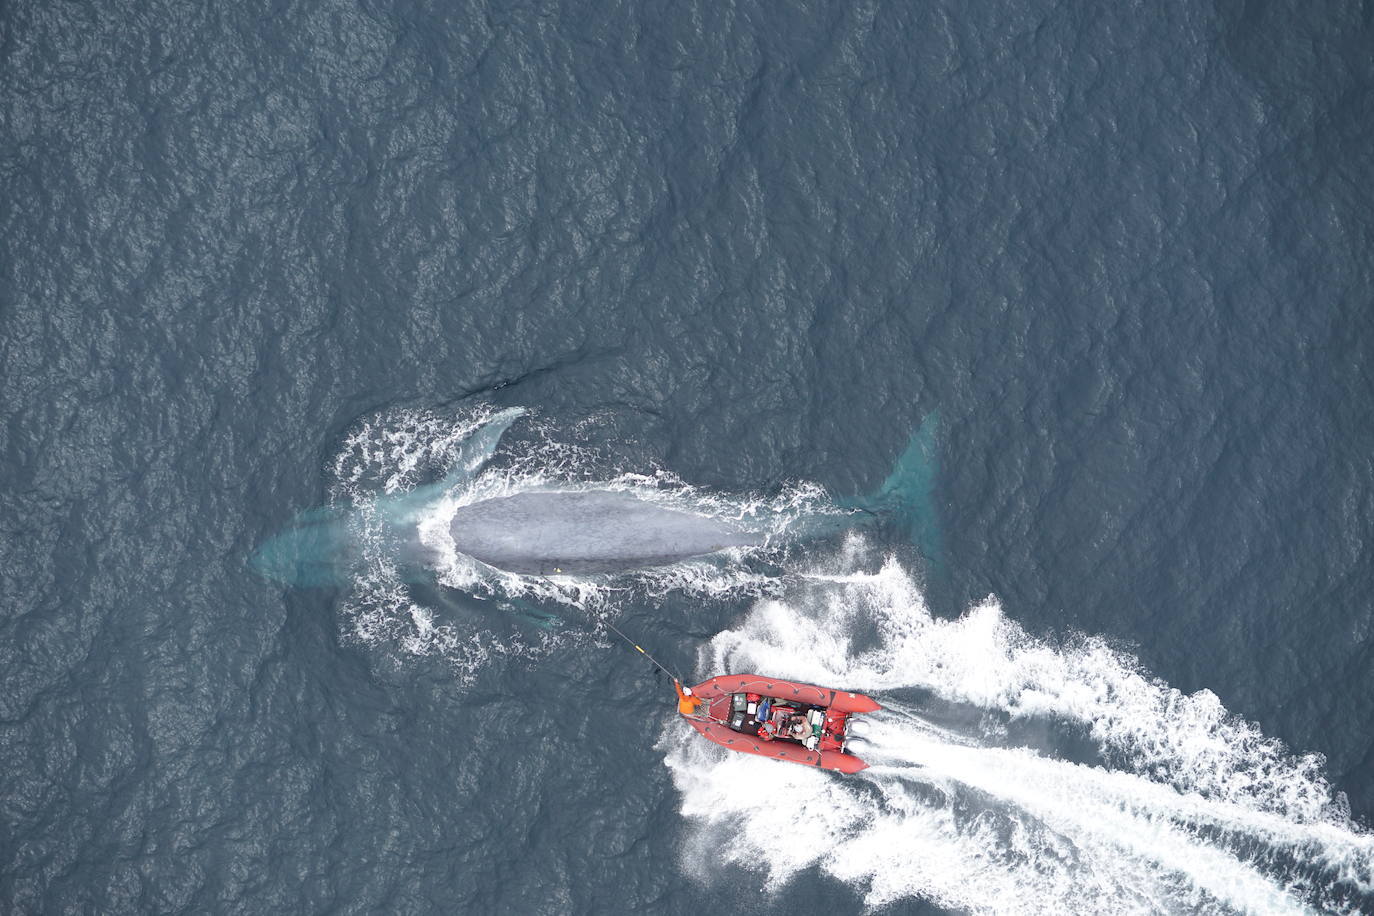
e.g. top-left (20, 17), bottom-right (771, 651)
top-left (676, 674), bottom-right (881, 773)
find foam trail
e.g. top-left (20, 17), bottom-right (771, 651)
top-left (665, 538), bottom-right (1374, 913)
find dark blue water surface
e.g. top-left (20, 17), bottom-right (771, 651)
top-left (4, 0), bottom-right (1373, 912)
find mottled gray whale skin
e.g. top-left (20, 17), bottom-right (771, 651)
top-left (448, 490), bottom-right (761, 575)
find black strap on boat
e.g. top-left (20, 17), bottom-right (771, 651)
top-left (601, 617), bottom-right (684, 684)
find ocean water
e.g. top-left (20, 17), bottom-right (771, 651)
top-left (3, 0), bottom-right (1373, 913)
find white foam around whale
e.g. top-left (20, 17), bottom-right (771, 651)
top-left (327, 406), bottom-right (823, 679)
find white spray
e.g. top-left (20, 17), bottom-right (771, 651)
top-left (665, 538), bottom-right (1374, 914)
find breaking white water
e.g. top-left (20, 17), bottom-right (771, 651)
top-left (664, 539), bottom-right (1374, 914)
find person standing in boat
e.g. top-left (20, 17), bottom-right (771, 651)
top-left (674, 681), bottom-right (703, 716)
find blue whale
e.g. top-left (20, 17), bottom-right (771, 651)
top-left (446, 489), bottom-right (763, 575)
top-left (251, 408), bottom-right (938, 586)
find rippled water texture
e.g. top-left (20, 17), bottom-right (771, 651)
top-left (3, 0), bottom-right (1372, 912)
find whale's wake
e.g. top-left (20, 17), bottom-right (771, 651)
top-left (664, 541), bottom-right (1374, 913)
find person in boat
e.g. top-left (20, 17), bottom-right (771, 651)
top-left (758, 712), bottom-right (811, 742)
top-left (674, 681), bottom-right (703, 716)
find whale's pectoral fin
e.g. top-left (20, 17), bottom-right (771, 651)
top-left (498, 596), bottom-right (563, 629)
top-left (440, 406), bottom-right (527, 489)
top-left (388, 407), bottom-right (528, 520)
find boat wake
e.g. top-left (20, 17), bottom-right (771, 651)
top-left (664, 539), bottom-right (1374, 914)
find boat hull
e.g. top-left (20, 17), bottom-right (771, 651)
top-left (682, 674), bottom-right (880, 773)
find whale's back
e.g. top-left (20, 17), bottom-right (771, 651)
top-left (447, 490), bottom-right (758, 574)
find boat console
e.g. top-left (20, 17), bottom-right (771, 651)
top-left (726, 693), bottom-right (830, 750)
